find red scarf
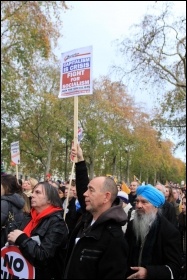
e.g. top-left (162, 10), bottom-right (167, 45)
top-left (23, 205), bottom-right (62, 237)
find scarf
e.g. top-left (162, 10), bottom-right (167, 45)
top-left (23, 205), bottom-right (62, 237)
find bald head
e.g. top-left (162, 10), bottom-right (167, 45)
top-left (102, 176), bottom-right (118, 203)
top-left (155, 184), bottom-right (166, 195)
top-left (83, 176), bottom-right (118, 220)
top-left (90, 176), bottom-right (118, 203)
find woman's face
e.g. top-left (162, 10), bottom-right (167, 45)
top-left (1, 184), bottom-right (5, 196)
top-left (181, 198), bottom-right (186, 215)
top-left (58, 189), bottom-right (64, 198)
top-left (22, 180), bottom-right (32, 191)
top-left (165, 187), bottom-right (169, 198)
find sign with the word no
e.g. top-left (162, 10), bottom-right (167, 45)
top-left (1, 245), bottom-right (35, 279)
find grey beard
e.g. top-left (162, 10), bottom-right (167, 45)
top-left (133, 210), bottom-right (157, 243)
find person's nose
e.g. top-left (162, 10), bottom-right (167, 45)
top-left (83, 190), bottom-right (88, 197)
top-left (136, 201), bottom-right (143, 208)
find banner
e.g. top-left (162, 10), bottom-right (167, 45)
top-left (1, 245), bottom-right (35, 279)
top-left (58, 45), bottom-right (93, 98)
top-left (134, 175), bottom-right (141, 184)
top-left (10, 141), bottom-right (20, 165)
top-left (121, 181), bottom-right (131, 194)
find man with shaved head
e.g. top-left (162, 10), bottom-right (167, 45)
top-left (63, 144), bottom-right (129, 279)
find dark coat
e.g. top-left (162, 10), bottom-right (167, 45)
top-left (1, 193), bottom-right (25, 227)
top-left (178, 211), bottom-right (186, 255)
top-left (128, 193), bottom-right (137, 209)
top-left (125, 213), bottom-right (182, 279)
top-left (14, 210), bottom-right (68, 279)
top-left (64, 196), bottom-right (82, 237)
top-left (161, 200), bottom-right (178, 227)
top-left (64, 160), bottom-right (129, 279)
top-left (1, 193), bottom-right (25, 248)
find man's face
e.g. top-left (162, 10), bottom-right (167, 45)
top-left (31, 184), bottom-right (49, 212)
top-left (129, 181), bottom-right (138, 194)
top-left (133, 196), bottom-right (157, 243)
top-left (155, 185), bottom-right (165, 195)
top-left (172, 189), bottom-right (179, 201)
top-left (135, 195), bottom-right (157, 216)
top-left (83, 177), bottom-right (107, 214)
top-left (71, 186), bottom-right (77, 198)
top-left (64, 185), bottom-right (74, 199)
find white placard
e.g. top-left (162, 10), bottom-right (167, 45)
top-left (10, 141), bottom-right (20, 164)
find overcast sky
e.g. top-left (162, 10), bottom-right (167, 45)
top-left (57, 1), bottom-right (186, 161)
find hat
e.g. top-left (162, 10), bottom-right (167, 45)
top-left (118, 191), bottom-right (129, 204)
top-left (136, 184), bottom-right (165, 207)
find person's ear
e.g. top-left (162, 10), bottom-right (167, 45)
top-left (104, 192), bottom-right (111, 203)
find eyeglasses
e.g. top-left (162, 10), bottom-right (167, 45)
top-left (130, 184), bottom-right (137, 187)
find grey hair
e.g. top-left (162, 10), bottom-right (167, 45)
top-left (33, 182), bottom-right (62, 207)
top-left (155, 184), bottom-right (166, 195)
top-left (102, 177), bottom-right (118, 203)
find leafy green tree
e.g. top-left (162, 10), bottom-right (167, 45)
top-left (1, 160), bottom-right (7, 176)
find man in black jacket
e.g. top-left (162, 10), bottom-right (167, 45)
top-left (125, 184), bottom-right (182, 279)
top-left (63, 144), bottom-right (129, 279)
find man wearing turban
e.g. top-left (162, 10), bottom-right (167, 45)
top-left (125, 184), bottom-right (182, 279)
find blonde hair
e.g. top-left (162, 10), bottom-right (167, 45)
top-left (28, 178), bottom-right (38, 189)
top-left (21, 192), bottom-right (31, 213)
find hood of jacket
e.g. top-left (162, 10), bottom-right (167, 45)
top-left (93, 197), bottom-right (127, 227)
top-left (1, 193), bottom-right (25, 209)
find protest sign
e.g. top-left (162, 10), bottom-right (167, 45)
top-left (10, 141), bottom-right (20, 165)
top-left (58, 45), bottom-right (93, 98)
top-left (1, 245), bottom-right (35, 279)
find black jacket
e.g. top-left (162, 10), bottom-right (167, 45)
top-left (64, 196), bottom-right (82, 237)
top-left (1, 193), bottom-right (25, 248)
top-left (161, 200), bottom-right (178, 227)
top-left (1, 193), bottom-right (25, 227)
top-left (128, 193), bottom-right (137, 209)
top-left (14, 210), bottom-right (68, 279)
top-left (125, 213), bottom-right (182, 279)
top-left (64, 160), bottom-right (129, 279)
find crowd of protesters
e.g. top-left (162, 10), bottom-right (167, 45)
top-left (1, 152), bottom-right (186, 279)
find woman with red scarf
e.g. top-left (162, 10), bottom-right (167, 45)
top-left (7, 182), bottom-right (68, 279)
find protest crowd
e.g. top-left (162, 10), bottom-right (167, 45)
top-left (1, 147), bottom-right (186, 279)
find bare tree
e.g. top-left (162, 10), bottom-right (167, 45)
top-left (113, 2), bottom-right (186, 148)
